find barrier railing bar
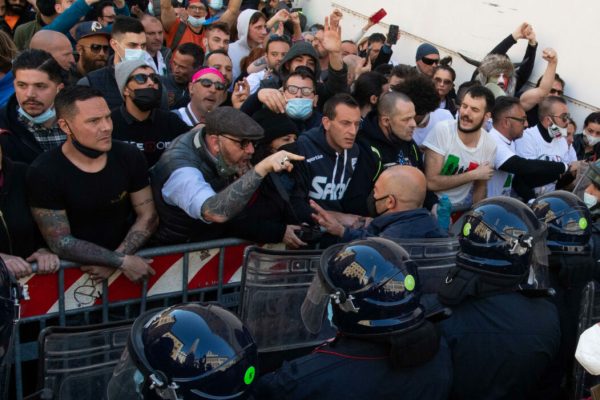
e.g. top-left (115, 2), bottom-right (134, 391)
top-left (182, 251), bottom-right (189, 303)
top-left (217, 246), bottom-right (225, 303)
top-left (14, 326), bottom-right (22, 400)
top-left (58, 267), bottom-right (66, 326)
top-left (140, 278), bottom-right (148, 314)
top-left (102, 280), bottom-right (109, 323)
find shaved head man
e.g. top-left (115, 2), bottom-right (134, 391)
top-left (30, 30), bottom-right (75, 71)
top-left (311, 165), bottom-right (446, 240)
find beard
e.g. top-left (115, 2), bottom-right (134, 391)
top-left (458, 115), bottom-right (485, 134)
top-left (7, 3), bottom-right (26, 14)
top-left (80, 53), bottom-right (107, 74)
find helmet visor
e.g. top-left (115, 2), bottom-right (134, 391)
top-left (519, 231), bottom-right (551, 291)
top-left (106, 348), bottom-right (144, 400)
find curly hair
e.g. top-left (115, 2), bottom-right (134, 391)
top-left (392, 75), bottom-right (439, 116)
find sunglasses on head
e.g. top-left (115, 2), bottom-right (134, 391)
top-left (128, 73), bottom-right (160, 85)
top-left (85, 44), bottom-right (110, 54)
top-left (194, 78), bottom-right (226, 91)
top-left (421, 57), bottom-right (440, 66)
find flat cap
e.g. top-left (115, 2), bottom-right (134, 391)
top-left (205, 107), bottom-right (264, 140)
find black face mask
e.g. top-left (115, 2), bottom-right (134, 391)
top-left (131, 88), bottom-right (161, 112)
top-left (72, 136), bottom-right (105, 158)
top-left (366, 191), bottom-right (380, 218)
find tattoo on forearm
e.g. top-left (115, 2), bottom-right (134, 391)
top-left (31, 208), bottom-right (124, 268)
top-left (119, 230), bottom-right (152, 255)
top-left (133, 198), bottom-right (154, 208)
top-left (201, 169), bottom-right (263, 221)
top-left (253, 57), bottom-right (267, 67)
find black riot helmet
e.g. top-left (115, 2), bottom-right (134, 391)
top-left (439, 197), bottom-right (551, 305)
top-left (456, 196), bottom-right (548, 279)
top-left (531, 190), bottom-right (592, 255)
top-left (107, 303), bottom-right (258, 400)
top-left (302, 237), bottom-right (425, 336)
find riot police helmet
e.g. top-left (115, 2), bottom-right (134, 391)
top-left (531, 190), bottom-right (592, 255)
top-left (301, 237), bottom-right (425, 336)
top-left (107, 303), bottom-right (258, 400)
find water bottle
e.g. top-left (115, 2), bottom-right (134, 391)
top-left (437, 195), bottom-right (452, 231)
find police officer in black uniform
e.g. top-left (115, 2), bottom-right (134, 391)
top-left (531, 190), bottom-right (596, 398)
top-left (439, 197), bottom-right (560, 400)
top-left (255, 237), bottom-right (453, 400)
top-left (107, 303), bottom-right (258, 400)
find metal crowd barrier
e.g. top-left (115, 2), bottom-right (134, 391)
top-left (10, 238), bottom-right (248, 400)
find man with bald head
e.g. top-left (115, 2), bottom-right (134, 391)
top-left (311, 165), bottom-right (446, 240)
top-left (30, 30), bottom-right (75, 72)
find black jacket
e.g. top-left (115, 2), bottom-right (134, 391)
top-left (0, 156), bottom-right (44, 257)
top-left (0, 95), bottom-right (45, 164)
top-left (573, 134), bottom-right (600, 162)
top-left (359, 111), bottom-right (438, 209)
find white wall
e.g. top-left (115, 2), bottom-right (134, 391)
top-left (298, 0), bottom-right (598, 127)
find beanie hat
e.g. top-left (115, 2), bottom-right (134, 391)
top-left (415, 43), bottom-right (439, 61)
top-left (252, 108), bottom-right (299, 146)
top-left (115, 59), bottom-right (149, 97)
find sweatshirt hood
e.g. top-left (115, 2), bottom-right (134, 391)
top-left (235, 9), bottom-right (257, 49)
top-left (279, 41), bottom-right (321, 79)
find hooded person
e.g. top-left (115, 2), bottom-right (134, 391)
top-left (475, 53), bottom-right (517, 96)
top-left (241, 40), bottom-right (349, 116)
top-left (228, 9), bottom-right (267, 83)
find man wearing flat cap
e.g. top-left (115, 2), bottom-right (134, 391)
top-left (150, 106), bottom-right (303, 245)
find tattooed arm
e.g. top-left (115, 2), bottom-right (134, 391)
top-left (201, 150), bottom-right (305, 223)
top-left (31, 207), bottom-right (126, 268)
top-left (116, 186), bottom-right (159, 255)
top-left (31, 207), bottom-right (156, 282)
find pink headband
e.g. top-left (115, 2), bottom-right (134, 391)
top-left (191, 67), bottom-right (225, 83)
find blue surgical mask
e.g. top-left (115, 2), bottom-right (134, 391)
top-left (187, 15), bottom-right (206, 28)
top-left (123, 48), bottom-right (146, 61)
top-left (209, 0), bottom-right (223, 10)
top-left (18, 106), bottom-right (56, 124)
top-left (285, 98), bottom-right (313, 120)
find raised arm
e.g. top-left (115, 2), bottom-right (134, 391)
top-left (159, 0), bottom-right (178, 32)
top-left (116, 186), bottom-right (158, 255)
top-left (216, 0), bottom-right (241, 30)
top-left (201, 150), bottom-right (304, 223)
top-left (520, 48), bottom-right (558, 111)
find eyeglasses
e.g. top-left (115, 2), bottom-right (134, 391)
top-left (128, 73), bottom-right (160, 85)
top-left (550, 113), bottom-right (571, 123)
top-left (83, 44), bottom-right (110, 54)
top-left (221, 135), bottom-right (254, 150)
top-left (505, 116), bottom-right (527, 125)
top-left (433, 77), bottom-right (453, 85)
top-left (187, 4), bottom-right (206, 11)
top-left (284, 85), bottom-right (314, 96)
top-left (421, 57), bottom-right (440, 66)
top-left (549, 88), bottom-right (564, 96)
top-left (194, 78), bottom-right (226, 91)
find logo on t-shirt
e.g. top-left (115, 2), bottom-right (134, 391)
top-left (440, 154), bottom-right (479, 176)
top-left (309, 176), bottom-right (348, 200)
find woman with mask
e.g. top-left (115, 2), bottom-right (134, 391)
top-left (573, 112), bottom-right (600, 162)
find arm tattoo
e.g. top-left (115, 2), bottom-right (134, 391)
top-left (253, 57), bottom-right (267, 67)
top-left (201, 169), bottom-right (263, 222)
top-left (133, 198), bottom-right (154, 208)
top-left (31, 208), bottom-right (124, 268)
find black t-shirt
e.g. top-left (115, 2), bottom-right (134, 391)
top-left (26, 141), bottom-right (149, 249)
top-left (111, 106), bottom-right (190, 167)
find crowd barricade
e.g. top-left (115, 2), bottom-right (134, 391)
top-left (10, 238), bottom-right (248, 400)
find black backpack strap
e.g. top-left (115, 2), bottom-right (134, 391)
top-left (169, 20), bottom-right (188, 52)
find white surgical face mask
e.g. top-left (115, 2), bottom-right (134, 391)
top-left (585, 133), bottom-right (600, 147)
top-left (584, 192), bottom-right (598, 209)
top-left (549, 123), bottom-right (568, 138)
top-left (187, 15), bottom-right (206, 27)
top-left (209, 0), bottom-right (223, 10)
top-left (123, 48), bottom-right (146, 61)
top-left (576, 323), bottom-right (600, 376)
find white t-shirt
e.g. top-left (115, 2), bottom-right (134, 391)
top-left (423, 120), bottom-right (497, 208)
top-left (514, 125), bottom-right (569, 195)
top-left (488, 128), bottom-right (516, 197)
top-left (413, 108), bottom-right (454, 146)
top-left (246, 69), bottom-right (266, 95)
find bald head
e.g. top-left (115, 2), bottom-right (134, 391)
top-left (377, 165), bottom-right (426, 212)
top-left (30, 31), bottom-right (75, 71)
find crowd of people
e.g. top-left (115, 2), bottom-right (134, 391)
top-left (1, 0), bottom-right (600, 398)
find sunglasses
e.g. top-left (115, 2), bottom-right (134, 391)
top-left (84, 44), bottom-right (110, 54)
top-left (221, 135), bottom-right (254, 150)
top-left (128, 73), bottom-right (160, 85)
top-left (549, 88), bottom-right (564, 96)
top-left (194, 78), bottom-right (226, 91)
top-left (421, 57), bottom-right (440, 66)
top-left (284, 84), bottom-right (314, 96)
top-left (434, 77), bottom-right (453, 85)
top-left (505, 116), bottom-right (527, 125)
top-left (550, 113), bottom-right (571, 123)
